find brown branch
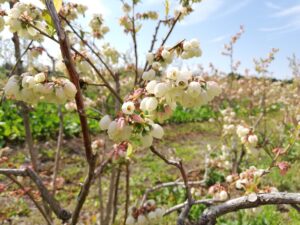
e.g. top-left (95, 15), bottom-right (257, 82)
top-left (164, 199), bottom-right (217, 216)
top-left (141, 180), bottom-right (206, 207)
top-left (160, 13), bottom-right (182, 47)
top-left (60, 16), bottom-right (117, 81)
top-left (9, 40), bottom-right (33, 76)
top-left (150, 146), bottom-right (193, 225)
top-left (198, 193), bottom-right (300, 225)
top-left (0, 168), bottom-right (71, 222)
top-left (112, 165), bottom-right (121, 223)
top-left (52, 105), bottom-right (64, 195)
top-left (6, 174), bottom-right (52, 225)
top-left (123, 162), bottom-right (130, 225)
top-left (27, 21), bottom-right (123, 103)
top-left (130, 2), bottom-right (139, 86)
top-left (45, 1), bottom-right (97, 224)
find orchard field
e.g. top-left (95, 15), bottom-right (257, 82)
top-left (0, 0), bottom-right (300, 225)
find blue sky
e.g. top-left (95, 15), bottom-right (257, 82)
top-left (3, 0), bottom-right (300, 79)
top-left (90, 0), bottom-right (300, 79)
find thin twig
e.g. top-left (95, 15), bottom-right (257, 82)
top-left (52, 105), bottom-right (64, 195)
top-left (9, 40), bottom-right (33, 76)
top-left (123, 162), bottom-right (130, 225)
top-left (61, 16), bottom-right (117, 81)
top-left (0, 168), bottom-right (71, 221)
top-left (6, 174), bottom-right (52, 225)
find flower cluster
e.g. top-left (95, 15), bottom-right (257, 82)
top-left (174, 5), bottom-right (192, 20)
top-left (208, 184), bottom-right (228, 201)
top-left (236, 125), bottom-right (258, 148)
top-left (126, 200), bottom-right (165, 225)
top-left (100, 114), bottom-right (164, 148)
top-left (60, 3), bottom-right (87, 21)
top-left (89, 14), bottom-right (109, 39)
top-left (102, 43), bottom-right (120, 65)
top-left (99, 39), bottom-right (220, 150)
top-left (4, 73), bottom-right (77, 104)
top-left (226, 166), bottom-right (265, 191)
top-left (180, 39), bottom-right (202, 59)
top-left (146, 39), bottom-right (202, 69)
top-left (7, 3), bottom-right (44, 41)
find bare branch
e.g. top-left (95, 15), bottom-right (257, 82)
top-left (0, 168), bottom-right (71, 222)
top-left (45, 1), bottom-right (97, 224)
top-left (198, 193), bottom-right (300, 225)
top-left (6, 174), bottom-right (52, 225)
top-left (9, 40), bottom-right (33, 76)
top-left (61, 16), bottom-right (117, 81)
top-left (149, 146), bottom-right (194, 224)
top-left (141, 180), bottom-right (206, 206)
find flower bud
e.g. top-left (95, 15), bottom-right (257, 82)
top-left (122, 101), bottom-right (135, 115)
top-left (34, 72), bottom-right (46, 83)
top-left (99, 115), bottom-right (112, 130)
top-left (63, 80), bottom-right (77, 99)
top-left (142, 69), bottom-right (155, 81)
top-left (150, 124), bottom-right (164, 139)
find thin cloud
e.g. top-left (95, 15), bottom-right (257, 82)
top-left (218, 0), bottom-right (251, 18)
top-left (274, 4), bottom-right (300, 17)
top-left (210, 34), bottom-right (229, 43)
top-left (260, 19), bottom-right (300, 33)
top-left (181, 0), bottom-right (224, 25)
top-left (265, 1), bottom-right (281, 10)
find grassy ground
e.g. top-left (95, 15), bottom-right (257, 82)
top-left (0, 120), bottom-right (300, 224)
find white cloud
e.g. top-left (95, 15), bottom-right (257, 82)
top-left (181, 0), bottom-right (224, 25)
top-left (210, 34), bottom-right (229, 43)
top-left (218, 0), bottom-right (251, 18)
top-left (274, 4), bottom-right (300, 17)
top-left (260, 20), bottom-right (300, 34)
top-left (265, 1), bottom-right (281, 10)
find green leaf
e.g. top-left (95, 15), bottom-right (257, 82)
top-left (164, 0), bottom-right (170, 17)
top-left (126, 143), bottom-right (133, 159)
top-left (42, 10), bottom-right (56, 35)
top-left (54, 0), bottom-right (63, 12)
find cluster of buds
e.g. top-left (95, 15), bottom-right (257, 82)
top-left (28, 46), bottom-right (43, 59)
top-left (236, 125), bottom-right (258, 148)
top-left (60, 3), bottom-right (87, 21)
top-left (4, 73), bottom-right (77, 105)
top-left (102, 43), bottom-right (120, 65)
top-left (221, 25), bottom-right (244, 57)
top-left (221, 108), bottom-right (236, 135)
top-left (180, 39), bottom-right (202, 59)
top-left (174, 5), bottom-right (192, 20)
top-left (6, 3), bottom-right (44, 41)
top-left (91, 139), bottom-right (105, 154)
top-left (126, 200), bottom-right (165, 225)
top-left (226, 166), bottom-right (265, 191)
top-left (146, 39), bottom-right (202, 70)
top-left (136, 11), bottom-right (158, 20)
top-left (208, 184), bottom-right (229, 201)
top-left (119, 16), bottom-right (133, 31)
top-left (0, 8), bottom-right (5, 32)
top-left (100, 114), bottom-right (164, 148)
top-left (254, 48), bottom-right (279, 74)
top-left (89, 14), bottom-right (109, 39)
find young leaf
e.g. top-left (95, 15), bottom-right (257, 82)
top-left (126, 143), bottom-right (133, 159)
top-left (54, 0), bottom-right (63, 12)
top-left (165, 0), bottom-right (170, 17)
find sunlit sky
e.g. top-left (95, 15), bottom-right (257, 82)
top-left (2, 0), bottom-right (300, 79)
